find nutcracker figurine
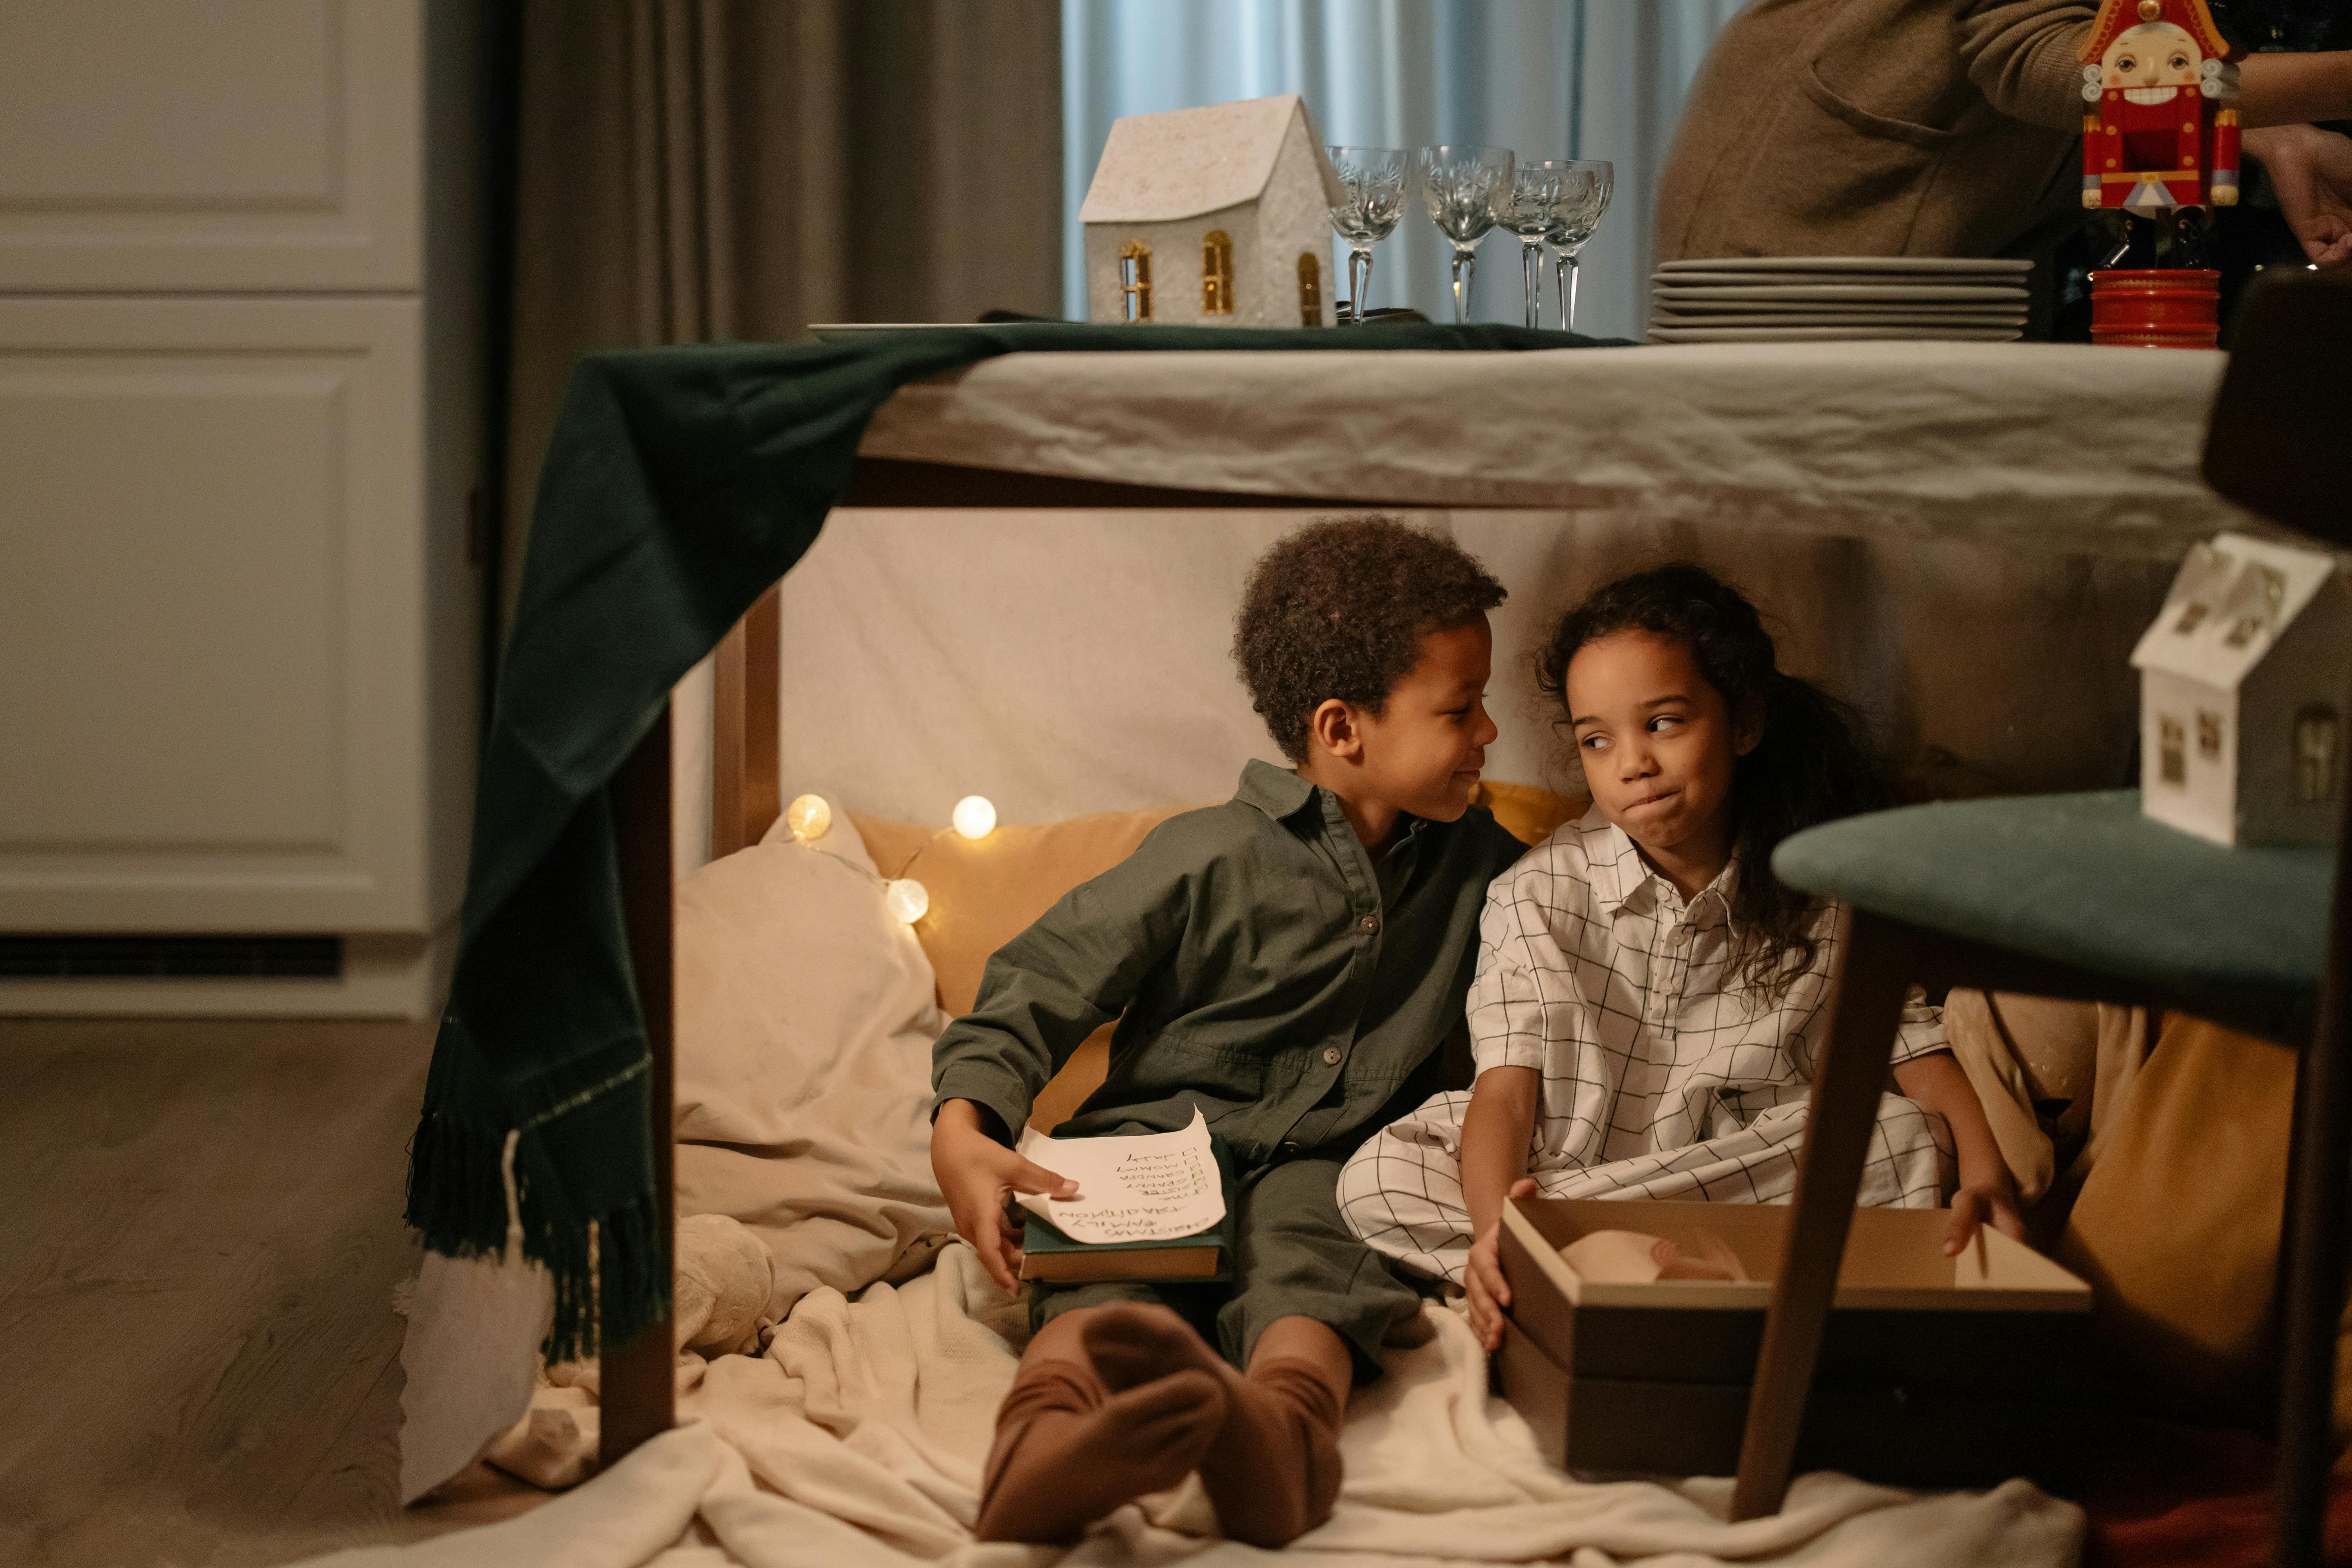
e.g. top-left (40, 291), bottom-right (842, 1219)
top-left (2081, 0), bottom-right (2245, 219)
top-left (2080, 0), bottom-right (2244, 345)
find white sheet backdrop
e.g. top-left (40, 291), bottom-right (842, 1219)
top-left (1061, 0), bottom-right (1749, 338)
top-left (767, 508), bottom-right (2170, 831)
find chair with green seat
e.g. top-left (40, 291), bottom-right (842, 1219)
top-left (1729, 264), bottom-right (2352, 1568)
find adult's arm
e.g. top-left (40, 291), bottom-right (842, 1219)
top-left (1961, 4), bottom-right (2352, 132)
top-left (1961, 1), bottom-right (2098, 132)
top-left (1960, 0), bottom-right (2352, 261)
top-left (2237, 52), bottom-right (2352, 128)
top-left (2245, 123), bottom-right (2352, 264)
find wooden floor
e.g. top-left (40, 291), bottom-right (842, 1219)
top-left (0, 1017), bottom-right (543, 1568)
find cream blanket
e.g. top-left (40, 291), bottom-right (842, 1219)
top-left (312, 1241), bottom-right (2081, 1568)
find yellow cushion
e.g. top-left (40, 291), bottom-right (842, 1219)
top-left (862, 780), bottom-right (1583, 1132)
top-left (855, 806), bottom-right (1194, 1131)
top-left (1477, 780), bottom-right (1589, 846)
top-left (854, 807), bottom-right (1194, 1015)
top-left (2055, 1013), bottom-right (2348, 1441)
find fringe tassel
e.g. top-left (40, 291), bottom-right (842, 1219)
top-left (407, 993), bottom-right (669, 1364)
top-left (404, 1102), bottom-right (513, 1260)
top-left (528, 1186), bottom-right (667, 1365)
top-left (405, 1101), bottom-right (670, 1365)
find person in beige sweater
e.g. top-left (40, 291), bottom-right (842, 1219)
top-left (1657, 0), bottom-right (2352, 267)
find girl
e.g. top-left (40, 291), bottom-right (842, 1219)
top-left (1335, 563), bottom-right (2022, 1349)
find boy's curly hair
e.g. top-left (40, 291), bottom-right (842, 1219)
top-left (1233, 516), bottom-right (1506, 761)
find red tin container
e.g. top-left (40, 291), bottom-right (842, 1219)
top-left (2090, 268), bottom-right (2221, 349)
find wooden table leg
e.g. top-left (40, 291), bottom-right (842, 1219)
top-left (711, 586), bottom-right (781, 858)
top-left (1731, 910), bottom-right (1916, 1521)
top-left (2272, 776), bottom-right (2352, 1568)
top-left (600, 704), bottom-right (675, 1466)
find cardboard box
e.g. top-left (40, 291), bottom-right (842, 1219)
top-left (1496, 1197), bottom-right (2093, 1489)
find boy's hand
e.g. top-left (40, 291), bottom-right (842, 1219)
top-left (1943, 1178), bottom-right (2027, 1257)
top-left (931, 1098), bottom-right (1078, 1293)
top-left (1464, 1177), bottom-right (1539, 1352)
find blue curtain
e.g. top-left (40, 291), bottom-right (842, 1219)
top-left (1063, 0), bottom-right (1747, 340)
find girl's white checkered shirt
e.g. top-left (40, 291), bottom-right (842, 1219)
top-left (1337, 806), bottom-right (1952, 1283)
top-left (1471, 805), bottom-right (1946, 1182)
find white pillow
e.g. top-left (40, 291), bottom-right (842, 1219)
top-left (672, 796), bottom-right (953, 1321)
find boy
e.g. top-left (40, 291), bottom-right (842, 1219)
top-left (930, 517), bottom-right (1527, 1546)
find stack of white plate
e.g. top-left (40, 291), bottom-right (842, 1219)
top-left (1648, 257), bottom-right (2032, 344)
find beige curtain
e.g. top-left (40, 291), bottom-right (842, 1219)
top-left (502, 0), bottom-right (1064, 608)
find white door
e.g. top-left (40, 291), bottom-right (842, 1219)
top-left (0, 0), bottom-right (421, 291)
top-left (0, 296), bottom-right (446, 934)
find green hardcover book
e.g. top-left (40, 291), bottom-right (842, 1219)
top-left (1018, 1135), bottom-right (1237, 1285)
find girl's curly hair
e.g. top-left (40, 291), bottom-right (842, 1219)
top-left (1234, 517), bottom-right (1505, 761)
top-left (1537, 563), bottom-right (1889, 1003)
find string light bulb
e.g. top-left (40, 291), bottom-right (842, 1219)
top-left (951, 795), bottom-right (997, 840)
top-left (884, 878), bottom-right (930, 924)
top-left (786, 794), bottom-right (831, 842)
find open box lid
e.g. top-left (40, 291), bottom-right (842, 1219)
top-left (1503, 1197), bottom-right (2091, 1314)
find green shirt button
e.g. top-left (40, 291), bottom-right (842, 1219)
top-left (1322, 1046), bottom-right (1343, 1065)
top-left (1358, 914), bottom-right (1380, 935)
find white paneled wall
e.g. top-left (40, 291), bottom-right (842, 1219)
top-left (773, 509), bottom-right (2166, 832)
top-left (0, 1), bottom-right (481, 1018)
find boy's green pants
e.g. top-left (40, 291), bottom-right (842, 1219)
top-left (1030, 1150), bottom-right (1423, 1378)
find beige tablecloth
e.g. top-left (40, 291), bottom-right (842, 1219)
top-left (859, 343), bottom-right (2253, 558)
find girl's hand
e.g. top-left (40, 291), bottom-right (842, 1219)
top-left (930, 1098), bottom-right (1078, 1293)
top-left (1464, 1177), bottom-right (1539, 1352)
top-left (1891, 1051), bottom-right (2029, 1258)
top-left (1943, 1178), bottom-right (2026, 1257)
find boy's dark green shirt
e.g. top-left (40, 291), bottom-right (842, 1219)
top-left (932, 760), bottom-right (1527, 1164)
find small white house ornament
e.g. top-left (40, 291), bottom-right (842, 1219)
top-left (2131, 531), bottom-right (2351, 846)
top-left (1080, 94), bottom-right (1346, 328)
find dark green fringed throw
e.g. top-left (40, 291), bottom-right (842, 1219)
top-left (407, 319), bottom-right (1615, 1362)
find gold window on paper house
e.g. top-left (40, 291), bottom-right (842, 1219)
top-left (1119, 240), bottom-right (1153, 322)
top-left (2295, 705), bottom-right (2341, 803)
top-left (2196, 710), bottom-right (2224, 763)
top-left (1202, 230), bottom-right (1234, 314)
top-left (1297, 251), bottom-right (1322, 325)
top-left (2159, 715), bottom-right (2187, 786)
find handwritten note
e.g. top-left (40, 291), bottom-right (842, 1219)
top-left (1014, 1108), bottom-right (1225, 1245)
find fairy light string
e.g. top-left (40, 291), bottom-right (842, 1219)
top-left (782, 792), bottom-right (996, 924)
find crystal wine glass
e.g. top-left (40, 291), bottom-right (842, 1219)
top-left (1415, 145), bottom-right (1514, 325)
top-left (1326, 146), bottom-right (1408, 324)
top-left (1544, 159), bottom-right (1614, 333)
top-left (1499, 161), bottom-right (1574, 329)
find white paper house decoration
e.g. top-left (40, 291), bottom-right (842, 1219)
top-left (1080, 94), bottom-right (1346, 329)
top-left (2131, 531), bottom-right (2351, 846)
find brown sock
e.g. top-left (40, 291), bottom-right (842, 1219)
top-left (1081, 1304), bottom-right (1347, 1548)
top-left (973, 1353), bottom-right (1228, 1543)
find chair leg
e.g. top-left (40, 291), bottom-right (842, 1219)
top-left (1731, 910), bottom-right (1916, 1521)
top-left (2272, 837), bottom-right (2352, 1566)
